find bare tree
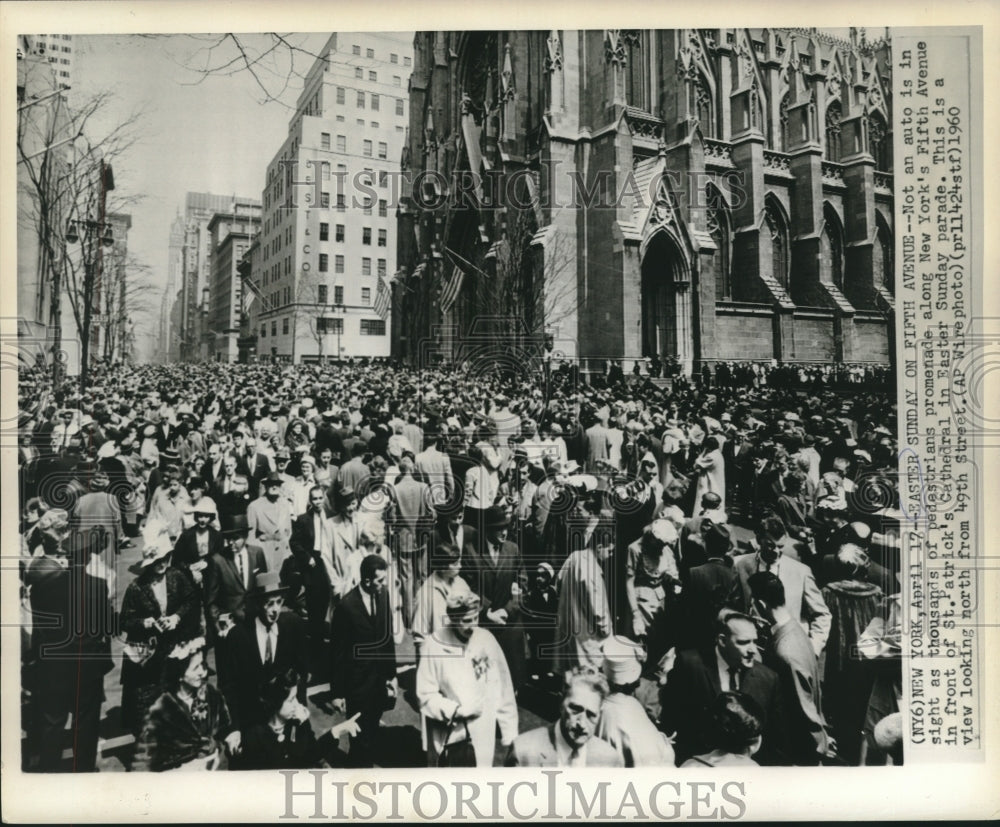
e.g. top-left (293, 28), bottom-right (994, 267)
top-left (140, 34), bottom-right (328, 108)
top-left (101, 251), bottom-right (158, 363)
top-left (294, 266), bottom-right (342, 363)
top-left (18, 76), bottom-right (145, 389)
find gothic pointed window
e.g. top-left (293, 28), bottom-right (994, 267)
top-left (707, 187), bottom-right (731, 299)
top-left (623, 30), bottom-right (649, 111)
top-left (874, 214), bottom-right (893, 292)
top-left (764, 201), bottom-right (789, 290)
top-left (825, 100), bottom-right (842, 162)
top-left (820, 206), bottom-right (844, 289)
top-left (868, 112), bottom-right (891, 171)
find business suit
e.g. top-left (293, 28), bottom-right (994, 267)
top-left (287, 507), bottom-right (334, 665)
top-left (766, 619), bottom-right (831, 765)
top-left (506, 725), bottom-right (624, 767)
top-left (731, 552), bottom-right (831, 655)
top-left (460, 534), bottom-right (526, 689)
top-left (584, 423), bottom-right (610, 471)
top-left (415, 444), bottom-right (455, 505)
top-left (244, 452), bottom-right (273, 499)
top-left (660, 648), bottom-right (790, 766)
top-left (330, 585), bottom-right (397, 767)
top-left (390, 473), bottom-right (436, 625)
top-left (681, 559), bottom-right (740, 649)
top-left (218, 610), bottom-right (309, 729)
top-left (203, 544), bottom-right (269, 631)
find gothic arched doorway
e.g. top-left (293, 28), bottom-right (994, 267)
top-left (640, 232), bottom-right (692, 371)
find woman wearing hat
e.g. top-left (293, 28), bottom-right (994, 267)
top-left (625, 520), bottom-right (681, 640)
top-left (411, 542), bottom-right (471, 659)
top-left (416, 592), bottom-right (518, 767)
top-left (284, 418), bottom-right (310, 455)
top-left (132, 637), bottom-right (241, 772)
top-left (120, 520), bottom-right (201, 743)
top-left (463, 441), bottom-right (501, 531)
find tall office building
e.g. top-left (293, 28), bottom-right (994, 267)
top-left (248, 32), bottom-right (412, 363)
top-left (206, 206), bottom-right (261, 362)
top-left (160, 214), bottom-right (185, 362)
top-left (27, 34), bottom-right (74, 91)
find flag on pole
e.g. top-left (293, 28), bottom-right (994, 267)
top-left (440, 265), bottom-right (465, 315)
top-left (373, 275), bottom-right (390, 321)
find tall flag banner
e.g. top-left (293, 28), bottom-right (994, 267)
top-left (440, 265), bottom-right (465, 315)
top-left (373, 275), bottom-right (390, 321)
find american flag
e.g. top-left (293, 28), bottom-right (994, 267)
top-left (373, 275), bottom-right (390, 321)
top-left (440, 265), bottom-right (465, 315)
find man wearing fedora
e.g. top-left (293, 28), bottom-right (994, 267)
top-left (330, 554), bottom-right (398, 768)
top-left (204, 514), bottom-right (269, 640)
top-left (460, 505), bottom-right (527, 691)
top-left (217, 571), bottom-right (308, 731)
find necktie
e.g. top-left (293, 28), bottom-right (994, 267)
top-left (729, 668), bottom-right (739, 691)
top-left (264, 628), bottom-right (273, 664)
top-left (236, 552), bottom-right (244, 585)
top-left (370, 592), bottom-right (377, 616)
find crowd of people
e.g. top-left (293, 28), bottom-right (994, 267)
top-left (18, 354), bottom-right (903, 771)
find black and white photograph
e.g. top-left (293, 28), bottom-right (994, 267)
top-left (4, 4), bottom-right (997, 822)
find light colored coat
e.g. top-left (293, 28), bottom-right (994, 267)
top-left (553, 548), bottom-right (613, 674)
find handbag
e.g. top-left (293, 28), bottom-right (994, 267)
top-left (437, 713), bottom-right (476, 767)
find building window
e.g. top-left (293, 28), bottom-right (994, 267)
top-left (390, 53), bottom-right (398, 64)
top-left (335, 224), bottom-right (345, 242)
top-left (357, 91), bottom-right (365, 108)
top-left (377, 258), bottom-right (387, 277)
top-left (378, 200), bottom-right (387, 218)
top-left (379, 170), bottom-right (388, 188)
top-left (361, 319), bottom-right (387, 336)
top-left (403, 56), bottom-right (411, 67)
top-left (825, 101), bottom-right (842, 162)
top-left (378, 141), bottom-right (387, 159)
top-left (282, 317), bottom-right (290, 334)
top-left (318, 284), bottom-right (328, 304)
top-left (371, 94), bottom-right (379, 111)
top-left (363, 227), bottom-right (372, 245)
top-left (320, 192), bottom-right (330, 208)
top-left (261, 324), bottom-right (267, 337)
top-left (336, 135), bottom-right (346, 152)
top-left (321, 132), bottom-right (331, 149)
top-left (820, 206), bottom-right (844, 290)
top-left (336, 194), bottom-right (346, 211)
top-left (371, 121), bottom-right (379, 128)
top-left (396, 125), bottom-right (404, 134)
top-left (378, 228), bottom-right (387, 246)
top-left (369, 70), bottom-right (378, 82)
top-left (363, 198), bottom-right (373, 216)
top-left (395, 99), bottom-right (404, 116)
top-left (335, 254), bottom-right (344, 274)
top-left (352, 45), bottom-right (361, 55)
top-left (764, 201), bottom-right (790, 292)
top-left (366, 48), bottom-right (374, 59)
top-left (357, 118), bottom-right (365, 127)
top-left (362, 258), bottom-right (372, 276)
top-left (361, 287), bottom-right (371, 305)
top-left (363, 139), bottom-right (373, 157)
top-left (336, 87), bottom-right (345, 104)
top-left (706, 188), bottom-right (731, 301)
top-left (336, 115), bottom-right (344, 122)
top-left (319, 253), bottom-right (329, 272)
top-left (317, 317), bottom-right (343, 334)
top-left (334, 285), bottom-right (344, 304)
top-left (320, 222), bottom-right (329, 241)
top-left (354, 67), bottom-right (362, 79)
top-left (393, 76), bottom-right (401, 86)
top-left (874, 215), bottom-right (894, 292)
top-left (321, 162), bottom-right (330, 180)
top-left (271, 320), bottom-right (277, 336)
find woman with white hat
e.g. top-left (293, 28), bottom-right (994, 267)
top-left (625, 519), bottom-right (681, 639)
top-left (119, 519), bottom-right (201, 744)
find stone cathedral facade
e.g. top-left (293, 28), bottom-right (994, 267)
top-left (394, 29), bottom-right (894, 375)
